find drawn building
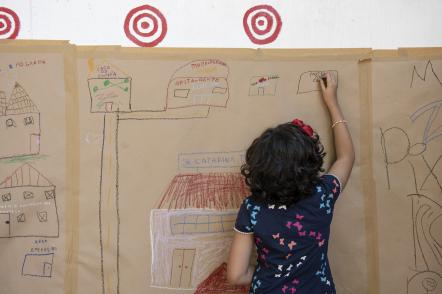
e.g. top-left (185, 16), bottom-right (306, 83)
top-left (150, 173), bottom-right (248, 289)
top-left (22, 253), bottom-right (54, 278)
top-left (0, 163), bottom-right (59, 238)
top-left (166, 59), bottom-right (230, 109)
top-left (248, 75), bottom-right (279, 96)
top-left (0, 83), bottom-right (40, 159)
top-left (87, 61), bottom-right (132, 113)
top-left (297, 70), bottom-right (338, 94)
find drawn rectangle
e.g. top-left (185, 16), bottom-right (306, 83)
top-left (174, 89), bottom-right (190, 98)
top-left (0, 213), bottom-right (10, 237)
top-left (22, 253), bottom-right (54, 278)
top-left (178, 151), bottom-right (245, 170)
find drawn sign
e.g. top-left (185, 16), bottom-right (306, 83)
top-left (166, 59), bottom-right (230, 109)
top-left (0, 82), bottom-right (40, 159)
top-left (0, 7), bottom-right (20, 39)
top-left (87, 61), bottom-right (132, 113)
top-left (297, 70), bottom-right (338, 94)
top-left (243, 5), bottom-right (282, 45)
top-left (0, 163), bottom-right (59, 238)
top-left (178, 151), bottom-right (245, 171)
top-left (249, 75), bottom-right (279, 96)
top-left (22, 253), bottom-right (54, 278)
top-left (124, 4), bottom-right (167, 47)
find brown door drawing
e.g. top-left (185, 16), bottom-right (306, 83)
top-left (170, 249), bottom-right (196, 288)
top-left (0, 213), bottom-right (10, 237)
top-left (29, 134), bottom-right (40, 154)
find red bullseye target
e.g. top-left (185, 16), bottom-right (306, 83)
top-left (243, 5), bottom-right (282, 45)
top-left (124, 5), bottom-right (167, 47)
top-left (0, 7), bottom-right (20, 39)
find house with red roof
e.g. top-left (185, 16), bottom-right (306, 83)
top-left (150, 172), bottom-right (248, 289)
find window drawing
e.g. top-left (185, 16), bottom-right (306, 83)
top-left (37, 211), bottom-right (48, 222)
top-left (170, 213), bottom-right (237, 235)
top-left (0, 82), bottom-right (41, 159)
top-left (23, 191), bottom-right (34, 199)
top-left (24, 116), bottom-right (34, 125)
top-left (2, 192), bottom-right (11, 201)
top-left (6, 118), bottom-right (15, 127)
top-left (17, 213), bottom-right (25, 223)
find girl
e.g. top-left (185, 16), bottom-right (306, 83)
top-left (227, 73), bottom-right (354, 293)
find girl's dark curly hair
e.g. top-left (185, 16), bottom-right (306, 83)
top-left (241, 122), bottom-right (325, 207)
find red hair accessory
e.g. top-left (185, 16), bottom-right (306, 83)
top-left (291, 119), bottom-right (314, 137)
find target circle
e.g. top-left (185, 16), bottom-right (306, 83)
top-left (243, 5), bottom-right (282, 45)
top-left (0, 7), bottom-right (20, 39)
top-left (133, 13), bottom-right (158, 37)
top-left (124, 4), bottom-right (167, 47)
top-left (251, 12), bottom-right (273, 34)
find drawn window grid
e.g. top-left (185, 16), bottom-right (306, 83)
top-left (24, 116), bottom-right (34, 125)
top-left (171, 213), bottom-right (237, 235)
top-left (6, 118), bottom-right (15, 127)
top-left (23, 191), bottom-right (34, 200)
top-left (2, 193), bottom-right (11, 202)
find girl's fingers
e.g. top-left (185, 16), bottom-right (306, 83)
top-left (319, 77), bottom-right (326, 92)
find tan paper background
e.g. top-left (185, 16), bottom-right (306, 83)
top-left (0, 41), bottom-right (78, 294)
top-left (1, 41), bottom-right (441, 294)
top-left (371, 50), bottom-right (442, 294)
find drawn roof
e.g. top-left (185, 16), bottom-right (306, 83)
top-left (3, 83), bottom-right (39, 115)
top-left (157, 173), bottom-right (249, 210)
top-left (0, 163), bottom-right (54, 188)
top-left (195, 263), bottom-right (248, 294)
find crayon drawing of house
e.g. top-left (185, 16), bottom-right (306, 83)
top-left (166, 59), bottom-right (230, 109)
top-left (0, 163), bottom-right (59, 238)
top-left (150, 172), bottom-right (249, 289)
top-left (87, 61), bottom-right (132, 113)
top-left (248, 75), bottom-right (279, 96)
top-left (0, 83), bottom-right (40, 159)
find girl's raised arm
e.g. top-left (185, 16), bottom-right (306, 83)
top-left (319, 72), bottom-right (355, 189)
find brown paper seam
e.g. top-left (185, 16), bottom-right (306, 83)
top-left (63, 44), bottom-right (80, 294)
top-left (359, 59), bottom-right (380, 294)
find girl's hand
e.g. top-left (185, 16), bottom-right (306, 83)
top-left (319, 72), bottom-right (338, 106)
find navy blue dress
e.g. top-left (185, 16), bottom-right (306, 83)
top-left (234, 174), bottom-right (341, 294)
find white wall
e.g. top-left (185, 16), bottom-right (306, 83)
top-left (1, 0), bottom-right (442, 48)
